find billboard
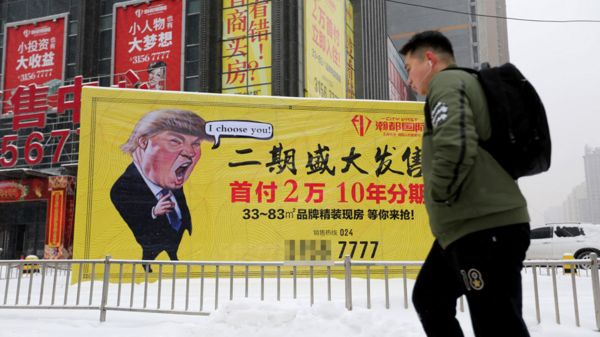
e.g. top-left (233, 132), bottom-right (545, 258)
top-left (74, 88), bottom-right (431, 265)
top-left (2, 13), bottom-right (67, 112)
top-left (112, 0), bottom-right (185, 90)
top-left (304, 0), bottom-right (347, 98)
top-left (222, 0), bottom-right (272, 95)
top-left (387, 38), bottom-right (415, 101)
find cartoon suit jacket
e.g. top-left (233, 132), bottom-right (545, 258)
top-left (110, 163), bottom-right (192, 252)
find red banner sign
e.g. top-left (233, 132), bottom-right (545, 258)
top-left (45, 176), bottom-right (76, 259)
top-left (47, 189), bottom-right (66, 247)
top-left (2, 15), bottom-right (66, 99)
top-left (0, 179), bottom-right (48, 202)
top-left (113, 0), bottom-right (184, 91)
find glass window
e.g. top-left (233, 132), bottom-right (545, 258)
top-left (185, 76), bottom-right (200, 92)
top-left (8, 2), bottom-right (27, 22)
top-left (99, 30), bottom-right (112, 59)
top-left (187, 0), bottom-right (201, 14)
top-left (101, 0), bottom-right (114, 15)
top-left (186, 14), bottom-right (200, 45)
top-left (28, 0), bottom-right (49, 18)
top-left (185, 62), bottom-right (199, 77)
top-left (555, 226), bottom-right (584, 237)
top-left (50, 0), bottom-right (70, 14)
top-left (530, 227), bottom-right (553, 239)
top-left (66, 64), bottom-right (77, 80)
top-left (98, 59), bottom-right (111, 75)
top-left (67, 35), bottom-right (77, 63)
top-left (472, 46), bottom-right (479, 64)
top-left (186, 45), bottom-right (200, 62)
top-left (99, 15), bottom-right (112, 30)
top-left (69, 21), bottom-right (78, 35)
top-left (69, 3), bottom-right (80, 20)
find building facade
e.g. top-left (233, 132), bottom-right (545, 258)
top-left (562, 182), bottom-right (590, 223)
top-left (553, 146), bottom-right (600, 224)
top-left (386, 0), bottom-right (510, 69)
top-left (584, 146), bottom-right (600, 223)
top-left (0, 0), bottom-right (511, 259)
top-left (0, 0), bottom-right (409, 259)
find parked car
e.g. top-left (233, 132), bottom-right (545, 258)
top-left (22, 255), bottom-right (40, 273)
top-left (526, 223), bottom-right (600, 263)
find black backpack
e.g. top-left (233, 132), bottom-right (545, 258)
top-left (449, 63), bottom-right (551, 179)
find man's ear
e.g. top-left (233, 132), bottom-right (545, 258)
top-left (424, 50), bottom-right (436, 65)
top-left (137, 136), bottom-right (148, 150)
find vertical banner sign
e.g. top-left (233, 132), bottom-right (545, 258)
top-left (222, 0), bottom-right (272, 95)
top-left (74, 87), bottom-right (432, 272)
top-left (113, 0), bottom-right (184, 91)
top-left (345, 0), bottom-right (355, 99)
top-left (304, 0), bottom-right (346, 98)
top-left (45, 176), bottom-right (76, 259)
top-left (2, 14), bottom-right (67, 113)
top-left (47, 190), bottom-right (66, 248)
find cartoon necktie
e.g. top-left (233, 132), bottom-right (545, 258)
top-left (159, 189), bottom-right (182, 231)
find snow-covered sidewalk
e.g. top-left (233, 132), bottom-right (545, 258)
top-left (0, 268), bottom-right (598, 337)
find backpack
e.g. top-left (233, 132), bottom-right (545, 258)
top-left (449, 63), bottom-right (551, 179)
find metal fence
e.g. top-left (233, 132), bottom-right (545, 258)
top-left (1, 254), bottom-right (599, 330)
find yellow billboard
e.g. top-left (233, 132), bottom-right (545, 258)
top-left (304, 0), bottom-right (347, 98)
top-left (74, 87), bottom-right (431, 265)
top-left (222, 0), bottom-right (272, 95)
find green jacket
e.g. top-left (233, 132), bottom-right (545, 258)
top-left (423, 64), bottom-right (529, 249)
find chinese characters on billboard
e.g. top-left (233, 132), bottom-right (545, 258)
top-left (0, 13), bottom-right (91, 170)
top-left (0, 74), bottom-right (97, 169)
top-left (222, 0), bottom-right (272, 95)
top-left (113, 0), bottom-right (184, 91)
top-left (74, 87), bottom-right (431, 268)
top-left (2, 14), bottom-right (67, 114)
top-left (304, 0), bottom-right (348, 98)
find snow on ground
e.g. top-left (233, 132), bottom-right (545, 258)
top-left (0, 266), bottom-right (598, 337)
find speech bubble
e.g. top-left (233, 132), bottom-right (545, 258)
top-left (206, 120), bottom-right (274, 149)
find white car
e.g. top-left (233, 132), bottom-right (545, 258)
top-left (526, 223), bottom-right (600, 261)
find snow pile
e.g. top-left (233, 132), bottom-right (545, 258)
top-left (1, 269), bottom-right (599, 337)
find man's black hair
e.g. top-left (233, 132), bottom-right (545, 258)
top-left (148, 60), bottom-right (167, 73)
top-left (399, 30), bottom-right (454, 57)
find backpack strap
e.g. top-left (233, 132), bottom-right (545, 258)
top-left (438, 66), bottom-right (491, 147)
top-left (441, 66), bottom-right (478, 75)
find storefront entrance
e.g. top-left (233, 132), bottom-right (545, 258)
top-left (0, 201), bottom-right (47, 259)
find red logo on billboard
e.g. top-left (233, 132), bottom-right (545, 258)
top-left (352, 114), bottom-right (372, 136)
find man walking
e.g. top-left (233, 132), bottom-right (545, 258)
top-left (400, 31), bottom-right (531, 337)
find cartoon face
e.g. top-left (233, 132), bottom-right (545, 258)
top-left (148, 67), bottom-right (165, 89)
top-left (137, 131), bottom-right (202, 189)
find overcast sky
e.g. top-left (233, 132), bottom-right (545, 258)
top-left (505, 0), bottom-right (600, 225)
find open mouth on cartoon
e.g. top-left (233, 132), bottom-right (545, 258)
top-left (175, 161), bottom-right (191, 183)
